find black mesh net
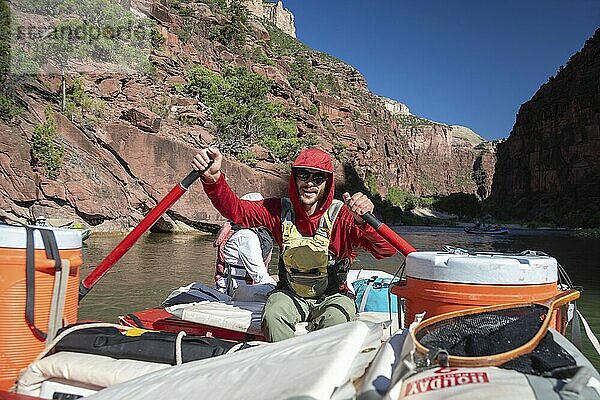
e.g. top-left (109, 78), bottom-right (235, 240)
top-left (416, 305), bottom-right (546, 357)
top-left (415, 304), bottom-right (576, 375)
top-left (501, 331), bottom-right (576, 376)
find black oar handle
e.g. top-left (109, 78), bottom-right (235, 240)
top-left (181, 160), bottom-right (214, 190)
top-left (361, 212), bottom-right (382, 229)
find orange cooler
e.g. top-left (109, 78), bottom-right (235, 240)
top-left (0, 224), bottom-right (83, 390)
top-left (391, 251), bottom-right (564, 329)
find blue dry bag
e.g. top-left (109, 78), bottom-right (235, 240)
top-left (352, 276), bottom-right (399, 313)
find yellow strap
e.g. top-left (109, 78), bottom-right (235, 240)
top-left (123, 327), bottom-right (156, 336)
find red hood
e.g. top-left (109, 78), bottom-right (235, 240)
top-left (288, 148), bottom-right (335, 235)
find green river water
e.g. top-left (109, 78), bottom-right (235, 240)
top-left (78, 226), bottom-right (600, 370)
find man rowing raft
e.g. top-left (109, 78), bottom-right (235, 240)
top-left (192, 147), bottom-right (396, 342)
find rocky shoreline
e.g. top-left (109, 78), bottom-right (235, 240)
top-left (4, 208), bottom-right (580, 236)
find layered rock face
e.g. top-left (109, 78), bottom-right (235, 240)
top-left (119, 0), bottom-right (172, 23)
top-left (244, 0), bottom-right (296, 37)
top-left (123, 0), bottom-right (297, 37)
top-left (380, 96), bottom-right (410, 116)
top-left (0, 1), bottom-right (492, 232)
top-left (0, 77), bottom-right (288, 231)
top-left (490, 29), bottom-right (600, 225)
top-left (262, 1), bottom-right (295, 38)
top-left (370, 123), bottom-right (491, 197)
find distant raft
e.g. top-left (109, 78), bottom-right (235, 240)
top-left (464, 224), bottom-right (508, 234)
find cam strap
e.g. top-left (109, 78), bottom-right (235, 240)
top-left (225, 264), bottom-right (234, 296)
top-left (25, 226), bottom-right (62, 340)
top-left (358, 277), bottom-right (377, 313)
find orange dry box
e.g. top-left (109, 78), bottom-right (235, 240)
top-left (0, 225), bottom-right (83, 391)
top-left (391, 251), bottom-right (568, 332)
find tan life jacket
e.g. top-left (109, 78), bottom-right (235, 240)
top-left (279, 198), bottom-right (348, 298)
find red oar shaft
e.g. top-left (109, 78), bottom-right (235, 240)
top-left (79, 170), bottom-right (204, 301)
top-left (361, 212), bottom-right (416, 256)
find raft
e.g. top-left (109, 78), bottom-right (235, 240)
top-left (464, 225), bottom-right (509, 234)
top-left (2, 223), bottom-right (599, 400)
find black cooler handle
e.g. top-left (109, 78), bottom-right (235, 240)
top-left (25, 226), bottom-right (62, 340)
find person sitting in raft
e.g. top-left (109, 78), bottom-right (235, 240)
top-left (192, 147), bottom-right (396, 342)
top-left (214, 192), bottom-right (276, 295)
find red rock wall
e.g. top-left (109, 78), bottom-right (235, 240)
top-left (490, 29), bottom-right (600, 224)
top-left (0, 3), bottom-right (493, 231)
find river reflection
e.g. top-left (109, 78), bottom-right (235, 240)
top-left (79, 226), bottom-right (600, 369)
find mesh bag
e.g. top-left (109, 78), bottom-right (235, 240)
top-left (416, 305), bottom-right (545, 357)
top-left (411, 289), bottom-right (580, 368)
top-left (501, 331), bottom-right (576, 375)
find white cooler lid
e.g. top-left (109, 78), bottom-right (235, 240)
top-left (0, 224), bottom-right (82, 250)
top-left (405, 251), bottom-right (558, 285)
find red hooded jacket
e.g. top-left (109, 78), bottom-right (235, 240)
top-left (202, 148), bottom-right (396, 265)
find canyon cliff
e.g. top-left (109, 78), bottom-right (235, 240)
top-left (0, 0), bottom-right (493, 232)
top-left (490, 29), bottom-right (600, 227)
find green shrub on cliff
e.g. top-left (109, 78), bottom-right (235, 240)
top-left (202, 0), bottom-right (228, 14)
top-left (0, 93), bottom-right (22, 123)
top-left (316, 73), bottom-right (341, 97)
top-left (289, 56), bottom-right (314, 92)
top-left (63, 76), bottom-right (105, 128)
top-left (332, 140), bottom-right (347, 161)
top-left (0, 0), bottom-right (22, 123)
top-left (183, 64), bottom-right (314, 162)
top-left (16, 0), bottom-right (159, 74)
top-left (171, 0), bottom-right (250, 47)
top-left (236, 150), bottom-right (257, 167)
top-left (364, 173), bottom-right (378, 196)
top-left (210, 0), bottom-right (248, 48)
top-left (386, 187), bottom-right (420, 211)
top-left (251, 46), bottom-right (274, 66)
top-left (288, 56), bottom-right (342, 97)
top-left (263, 20), bottom-right (309, 57)
top-left (395, 114), bottom-right (434, 127)
top-left (1, 0), bottom-right (39, 80)
top-left (32, 107), bottom-right (64, 179)
top-left (263, 21), bottom-right (344, 98)
top-left (261, 125), bottom-right (318, 162)
top-left (0, 0), bottom-right (10, 82)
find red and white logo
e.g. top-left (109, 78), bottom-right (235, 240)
top-left (404, 370), bottom-right (490, 396)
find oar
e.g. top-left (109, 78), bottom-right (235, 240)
top-left (361, 212), bottom-right (416, 256)
top-left (79, 167), bottom-right (210, 301)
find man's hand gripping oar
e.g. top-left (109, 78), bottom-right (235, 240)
top-left (191, 146), bottom-right (222, 183)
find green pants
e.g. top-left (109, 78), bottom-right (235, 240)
top-left (261, 291), bottom-right (357, 342)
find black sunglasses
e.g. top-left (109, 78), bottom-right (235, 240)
top-left (295, 169), bottom-right (330, 185)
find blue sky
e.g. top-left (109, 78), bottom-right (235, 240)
top-left (282, 0), bottom-right (600, 140)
